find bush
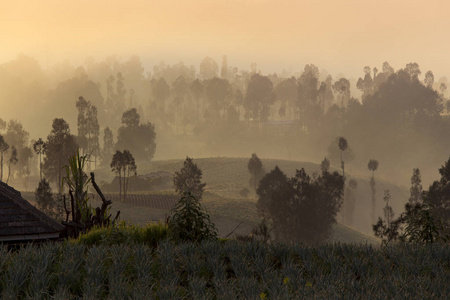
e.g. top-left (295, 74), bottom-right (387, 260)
top-left (167, 192), bottom-right (218, 243)
top-left (72, 221), bottom-right (168, 247)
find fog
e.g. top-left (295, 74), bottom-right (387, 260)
top-left (1, 0), bottom-right (449, 239)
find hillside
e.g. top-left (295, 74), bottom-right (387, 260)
top-left (20, 156), bottom-right (412, 245)
top-left (97, 157), bottom-right (409, 235)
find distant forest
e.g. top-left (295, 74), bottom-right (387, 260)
top-left (0, 55), bottom-right (449, 187)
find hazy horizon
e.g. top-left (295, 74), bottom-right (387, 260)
top-left (1, 0), bottom-right (450, 79)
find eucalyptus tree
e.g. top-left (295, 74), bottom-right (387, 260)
top-left (33, 138), bottom-right (46, 181)
top-left (368, 159), bottom-right (379, 223)
top-left (0, 135), bottom-right (9, 181)
top-left (43, 118), bottom-right (78, 194)
top-left (110, 150), bottom-right (137, 202)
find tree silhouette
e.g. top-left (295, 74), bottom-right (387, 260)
top-left (110, 150), bottom-right (137, 202)
top-left (372, 189), bottom-right (402, 245)
top-left (0, 135), bottom-right (9, 182)
top-left (35, 178), bottom-right (59, 220)
top-left (338, 137), bottom-right (348, 178)
top-left (43, 118), bottom-right (78, 194)
top-left (368, 159), bottom-right (379, 223)
top-left (190, 79), bottom-right (204, 122)
top-left (409, 168), bottom-right (423, 204)
top-left (115, 108), bottom-right (157, 161)
top-left (244, 74), bottom-right (275, 128)
top-left (173, 157), bottom-right (206, 200)
top-left (6, 146), bottom-right (18, 184)
top-left (33, 138), bottom-right (46, 181)
top-left (101, 127), bottom-right (114, 167)
top-left (199, 56), bottom-right (219, 80)
top-left (257, 165), bottom-right (344, 244)
top-left (344, 178), bottom-right (358, 225)
top-left (248, 153), bottom-right (265, 192)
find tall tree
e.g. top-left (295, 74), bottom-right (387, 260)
top-left (333, 78), bottom-right (351, 109)
top-left (244, 74), bottom-right (276, 127)
top-left (409, 168), bottom-right (423, 204)
top-left (257, 165), bottom-right (344, 244)
top-left (33, 138), bottom-right (46, 181)
top-left (423, 157), bottom-right (450, 237)
top-left (338, 137), bottom-right (348, 179)
top-left (76, 96), bottom-right (100, 167)
top-left (35, 178), bottom-right (59, 220)
top-left (115, 108), bottom-right (157, 161)
top-left (101, 127), bottom-right (114, 167)
top-left (43, 118), bottom-right (78, 194)
top-left (199, 56), bottom-right (219, 80)
top-left (6, 146), bottom-right (18, 184)
top-left (247, 153), bottom-right (265, 192)
top-left (0, 135), bottom-right (9, 182)
top-left (110, 150), bottom-right (137, 202)
top-left (372, 189), bottom-right (402, 245)
top-left (190, 79), bottom-right (204, 122)
top-left (368, 159), bottom-right (379, 223)
top-left (173, 157), bottom-right (206, 200)
top-left (344, 178), bottom-right (358, 225)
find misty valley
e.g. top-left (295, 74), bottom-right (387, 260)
top-left (0, 55), bottom-right (449, 299)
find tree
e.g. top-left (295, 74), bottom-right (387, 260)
top-left (422, 157), bottom-right (450, 238)
top-left (6, 146), bottom-right (18, 184)
top-left (320, 157), bottom-right (330, 173)
top-left (220, 55), bottom-right (228, 79)
top-left (248, 153), bottom-right (265, 192)
top-left (33, 138), bottom-right (46, 181)
top-left (110, 150), bottom-right (137, 202)
top-left (409, 168), bottom-right (423, 204)
top-left (115, 108), bottom-right (157, 161)
top-left (244, 74), bottom-right (276, 126)
top-left (4, 120), bottom-right (30, 181)
top-left (372, 189), bottom-right (403, 245)
top-left (0, 135), bottom-right (9, 181)
top-left (205, 77), bottom-right (232, 118)
top-left (368, 159), bottom-right (379, 223)
top-left (152, 77), bottom-right (170, 115)
top-left (190, 79), bottom-right (204, 122)
top-left (199, 56), bottom-right (219, 80)
top-left (257, 165), bottom-right (344, 244)
top-left (167, 192), bottom-right (218, 243)
top-left (327, 137), bottom-right (355, 174)
top-left (76, 96), bottom-right (100, 167)
top-left (43, 118), bottom-right (78, 194)
top-left (101, 127), bottom-right (114, 167)
top-left (18, 146), bottom-right (33, 190)
top-left (338, 137), bottom-right (348, 178)
top-left (173, 157), bottom-right (206, 200)
top-left (35, 178), bottom-right (59, 220)
top-left (333, 78), bottom-right (351, 109)
top-left (344, 178), bottom-right (358, 225)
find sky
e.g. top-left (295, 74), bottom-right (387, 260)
top-left (1, 0), bottom-right (450, 78)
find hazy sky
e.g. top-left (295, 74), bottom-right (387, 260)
top-left (1, 0), bottom-right (449, 78)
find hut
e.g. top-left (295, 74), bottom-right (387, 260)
top-left (0, 181), bottom-right (64, 243)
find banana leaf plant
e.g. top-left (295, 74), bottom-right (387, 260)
top-left (61, 149), bottom-right (93, 224)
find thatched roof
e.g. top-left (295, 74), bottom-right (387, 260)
top-left (0, 181), bottom-right (64, 242)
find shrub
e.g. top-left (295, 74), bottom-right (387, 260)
top-left (72, 221), bottom-right (168, 247)
top-left (167, 192), bottom-right (218, 243)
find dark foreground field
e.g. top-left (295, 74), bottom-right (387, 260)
top-left (0, 240), bottom-right (448, 299)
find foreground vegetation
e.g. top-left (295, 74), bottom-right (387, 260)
top-left (0, 238), bottom-right (448, 299)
